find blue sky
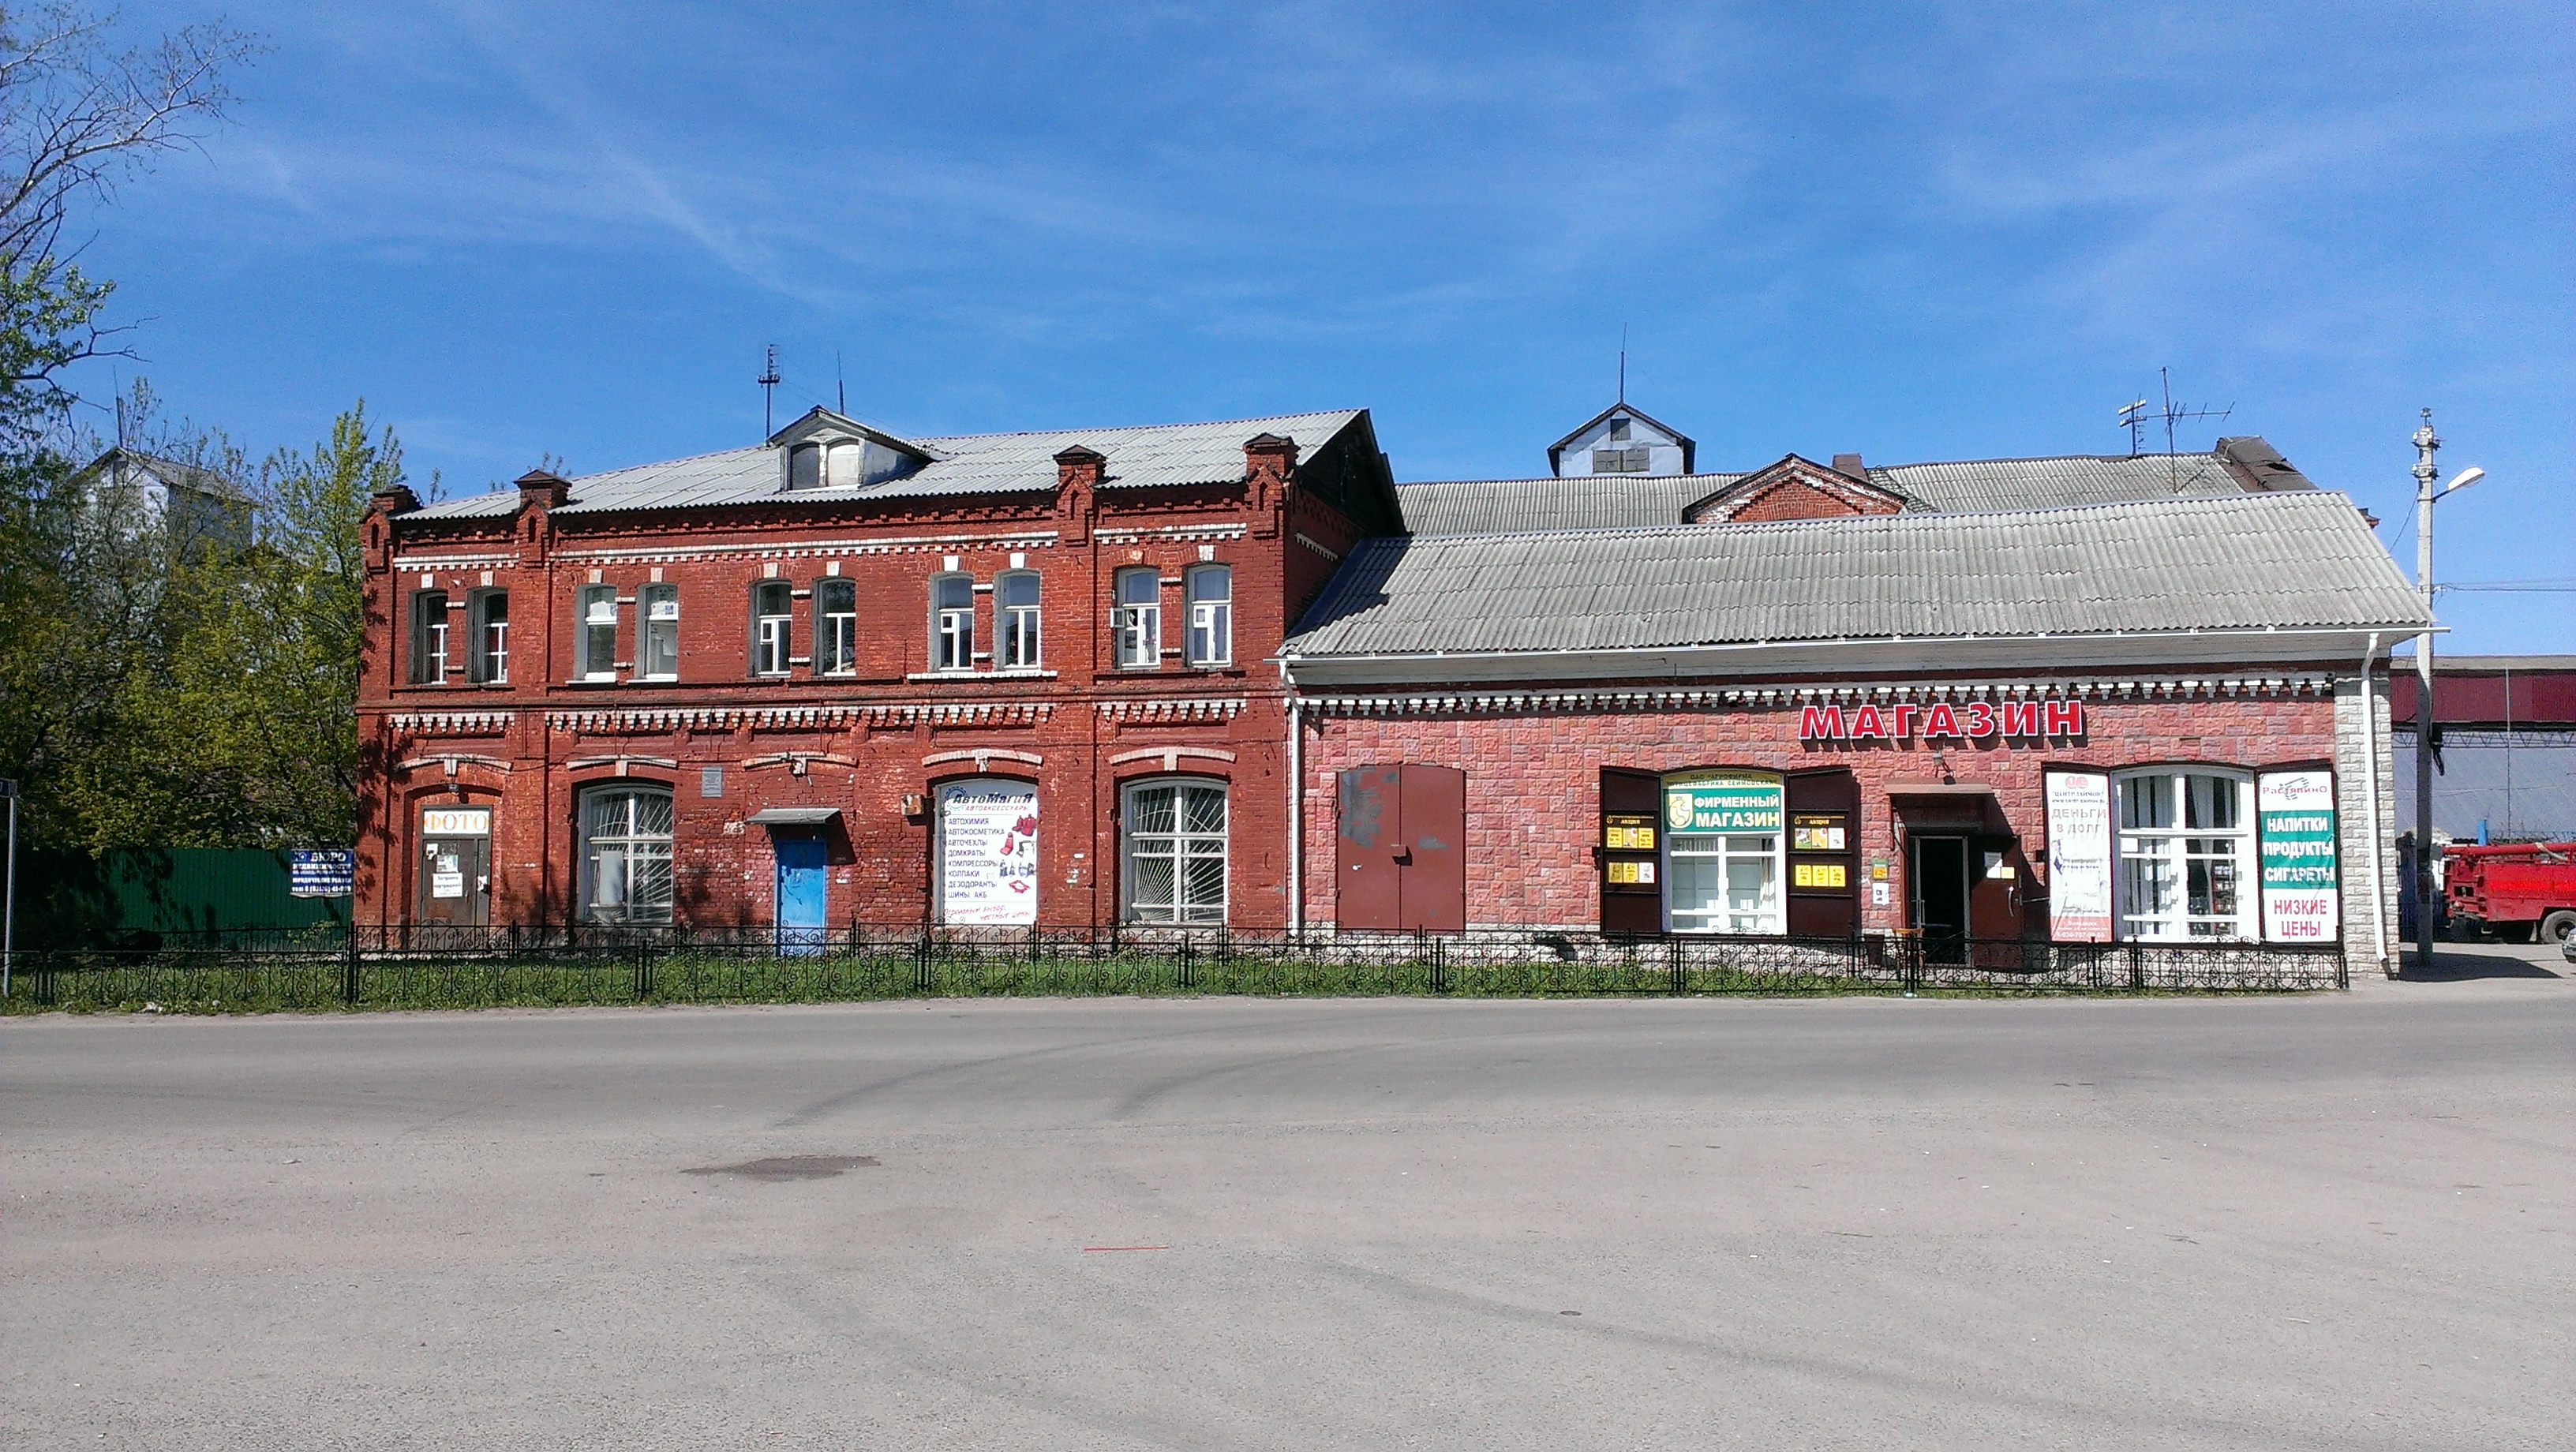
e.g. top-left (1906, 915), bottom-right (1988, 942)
top-left (75, 2), bottom-right (2574, 650)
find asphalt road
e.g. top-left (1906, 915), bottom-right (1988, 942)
top-left (6, 968), bottom-right (2570, 1450)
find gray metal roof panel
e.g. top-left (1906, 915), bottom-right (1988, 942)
top-left (405, 410), bottom-right (1366, 522)
top-left (1395, 473), bottom-right (1743, 535)
top-left (1286, 491), bottom-right (2427, 658)
top-left (1870, 453), bottom-right (2249, 514)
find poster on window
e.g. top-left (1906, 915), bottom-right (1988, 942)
top-left (2257, 770), bottom-right (2338, 942)
top-left (938, 780), bottom-right (1039, 925)
top-left (1662, 771), bottom-right (1782, 833)
top-left (2044, 768), bottom-right (2113, 942)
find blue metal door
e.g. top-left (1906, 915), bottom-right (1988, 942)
top-left (774, 833), bottom-right (827, 954)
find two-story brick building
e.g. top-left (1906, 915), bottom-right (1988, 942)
top-left (358, 406), bottom-right (1396, 935)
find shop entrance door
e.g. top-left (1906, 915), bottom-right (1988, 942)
top-left (774, 833), bottom-right (827, 954)
top-left (417, 806), bottom-right (491, 927)
top-left (1911, 835), bottom-right (1970, 965)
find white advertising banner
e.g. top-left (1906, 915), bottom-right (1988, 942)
top-left (2257, 769), bottom-right (2340, 942)
top-left (2044, 769), bottom-right (2114, 942)
top-left (938, 780), bottom-right (1039, 925)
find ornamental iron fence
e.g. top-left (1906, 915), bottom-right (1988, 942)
top-left (2, 923), bottom-right (2346, 1011)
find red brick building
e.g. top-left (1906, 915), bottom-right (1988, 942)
top-left (358, 400), bottom-right (2427, 969)
top-left (358, 408), bottom-right (1396, 934)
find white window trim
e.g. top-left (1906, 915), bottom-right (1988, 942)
top-left (2113, 766), bottom-right (2257, 942)
top-left (1121, 776), bottom-right (1228, 926)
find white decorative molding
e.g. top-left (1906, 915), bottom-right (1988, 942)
top-left (1110, 746), bottom-right (1238, 773)
top-left (556, 530), bottom-right (1060, 566)
top-left (389, 711), bottom-right (515, 735)
top-left (1301, 675), bottom-right (2338, 718)
top-left (923, 748), bottom-right (1044, 771)
top-left (742, 750), bottom-right (857, 777)
top-left (564, 754), bottom-right (679, 776)
top-left (869, 702), bottom-right (1053, 729)
top-left (1095, 697), bottom-right (1247, 724)
top-left (1097, 524), bottom-right (1247, 544)
top-left (392, 553), bottom-right (521, 571)
top-left (393, 752), bottom-right (511, 777)
top-left (1294, 532), bottom-right (1342, 562)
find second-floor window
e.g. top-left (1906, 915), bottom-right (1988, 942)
top-left (998, 571), bottom-right (1040, 668)
top-left (752, 581), bottom-right (792, 676)
top-left (932, 574), bottom-right (973, 672)
top-left (641, 584), bottom-right (680, 679)
top-left (468, 589), bottom-right (509, 683)
top-left (815, 578), bottom-right (857, 675)
top-left (1114, 567), bottom-right (1159, 668)
top-left (410, 589), bottom-right (449, 683)
top-left (578, 586), bottom-right (618, 681)
top-left (1185, 564), bottom-right (1231, 666)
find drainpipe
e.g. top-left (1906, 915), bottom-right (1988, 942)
top-left (2359, 632), bottom-right (2390, 978)
top-left (1286, 675), bottom-right (1304, 936)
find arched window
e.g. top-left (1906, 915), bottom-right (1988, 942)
top-left (930, 574), bottom-right (974, 672)
top-left (751, 580), bottom-right (792, 676)
top-left (786, 443), bottom-right (822, 491)
top-left (1184, 563), bottom-right (1230, 666)
top-left (2114, 767), bottom-right (2256, 940)
top-left (1113, 567), bottom-right (1160, 668)
top-left (579, 784), bottom-right (674, 923)
top-left (814, 577), bottom-right (858, 675)
top-left (997, 571), bottom-right (1040, 668)
top-left (1122, 777), bottom-right (1226, 925)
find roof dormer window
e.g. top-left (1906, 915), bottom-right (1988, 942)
top-left (787, 443), bottom-right (823, 491)
top-left (1605, 417), bottom-right (1631, 443)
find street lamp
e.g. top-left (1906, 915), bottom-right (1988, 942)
top-left (2409, 411), bottom-right (2484, 975)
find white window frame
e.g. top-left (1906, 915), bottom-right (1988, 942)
top-left (412, 589), bottom-right (450, 684)
top-left (578, 585), bottom-right (618, 682)
top-left (815, 577), bottom-right (858, 675)
top-left (471, 589), bottom-right (509, 684)
top-left (930, 572), bottom-right (975, 672)
top-left (1121, 777), bottom-right (1227, 925)
top-left (998, 570), bottom-right (1041, 669)
top-left (752, 581), bottom-right (792, 677)
top-left (578, 784), bottom-right (674, 924)
top-left (1666, 831), bottom-right (1784, 934)
top-left (640, 583), bottom-right (680, 680)
top-left (2114, 766), bottom-right (2256, 941)
top-left (1113, 567), bottom-right (1161, 669)
top-left (1184, 563), bottom-right (1231, 667)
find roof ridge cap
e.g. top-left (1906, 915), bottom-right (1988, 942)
top-left (915, 408), bottom-right (1361, 444)
top-left (1398, 488), bottom-right (2327, 544)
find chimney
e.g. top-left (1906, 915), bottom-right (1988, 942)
top-left (1831, 453), bottom-right (1866, 480)
top-left (515, 468), bottom-right (570, 511)
top-left (1052, 445), bottom-right (1103, 544)
top-left (369, 481), bottom-right (421, 516)
top-left (1242, 433), bottom-right (1297, 536)
top-left (1052, 444), bottom-right (1106, 492)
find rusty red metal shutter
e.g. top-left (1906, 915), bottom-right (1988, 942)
top-left (1398, 764), bottom-right (1466, 933)
top-left (1600, 767), bottom-right (1662, 935)
top-left (1337, 765), bottom-right (1405, 930)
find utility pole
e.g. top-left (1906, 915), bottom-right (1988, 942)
top-left (2412, 411), bottom-right (2438, 976)
top-left (2, 777), bottom-right (17, 998)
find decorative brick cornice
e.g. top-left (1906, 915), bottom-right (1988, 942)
top-left (1095, 697), bottom-right (1247, 724)
top-left (389, 711), bottom-right (515, 735)
top-left (1305, 675), bottom-right (2339, 718)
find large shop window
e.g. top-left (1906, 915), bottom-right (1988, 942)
top-left (2114, 767), bottom-right (2255, 940)
top-left (1113, 567), bottom-right (1160, 668)
top-left (579, 784), bottom-right (674, 924)
top-left (1123, 778), bottom-right (1226, 925)
top-left (752, 581), bottom-right (792, 676)
top-left (640, 584), bottom-right (680, 680)
top-left (578, 585), bottom-right (618, 681)
top-left (409, 589), bottom-right (450, 684)
top-left (814, 578), bottom-right (858, 675)
top-left (1663, 769), bottom-right (1785, 934)
top-left (936, 778), bottom-right (1039, 926)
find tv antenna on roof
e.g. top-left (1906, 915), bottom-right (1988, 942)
top-left (758, 343), bottom-right (781, 436)
top-left (2121, 369), bottom-right (2233, 485)
top-left (1617, 324), bottom-right (1628, 404)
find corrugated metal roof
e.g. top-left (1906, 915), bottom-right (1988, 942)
top-left (1869, 453), bottom-right (2251, 514)
top-left (1286, 491), bottom-right (2427, 659)
top-left (406, 410), bottom-right (1366, 521)
top-left (1395, 473), bottom-right (1743, 534)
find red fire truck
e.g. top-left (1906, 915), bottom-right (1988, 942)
top-left (2443, 840), bottom-right (2576, 945)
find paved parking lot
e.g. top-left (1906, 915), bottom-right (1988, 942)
top-left (6, 968), bottom-right (2569, 1450)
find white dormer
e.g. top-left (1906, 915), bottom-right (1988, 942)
top-left (1546, 403), bottom-right (1694, 478)
top-left (768, 406), bottom-right (936, 492)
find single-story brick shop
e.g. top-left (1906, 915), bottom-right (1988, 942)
top-left (1279, 443), bottom-right (2428, 971)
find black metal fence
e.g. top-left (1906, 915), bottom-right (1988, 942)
top-left (0, 923), bottom-right (2346, 1012)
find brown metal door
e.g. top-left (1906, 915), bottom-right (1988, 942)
top-left (1601, 767), bottom-right (1663, 935)
top-left (417, 834), bottom-right (490, 926)
top-left (1338, 765), bottom-right (1405, 930)
top-left (1398, 764), bottom-right (1466, 933)
top-left (1785, 767), bottom-right (1860, 937)
top-left (1968, 836), bottom-right (2024, 943)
